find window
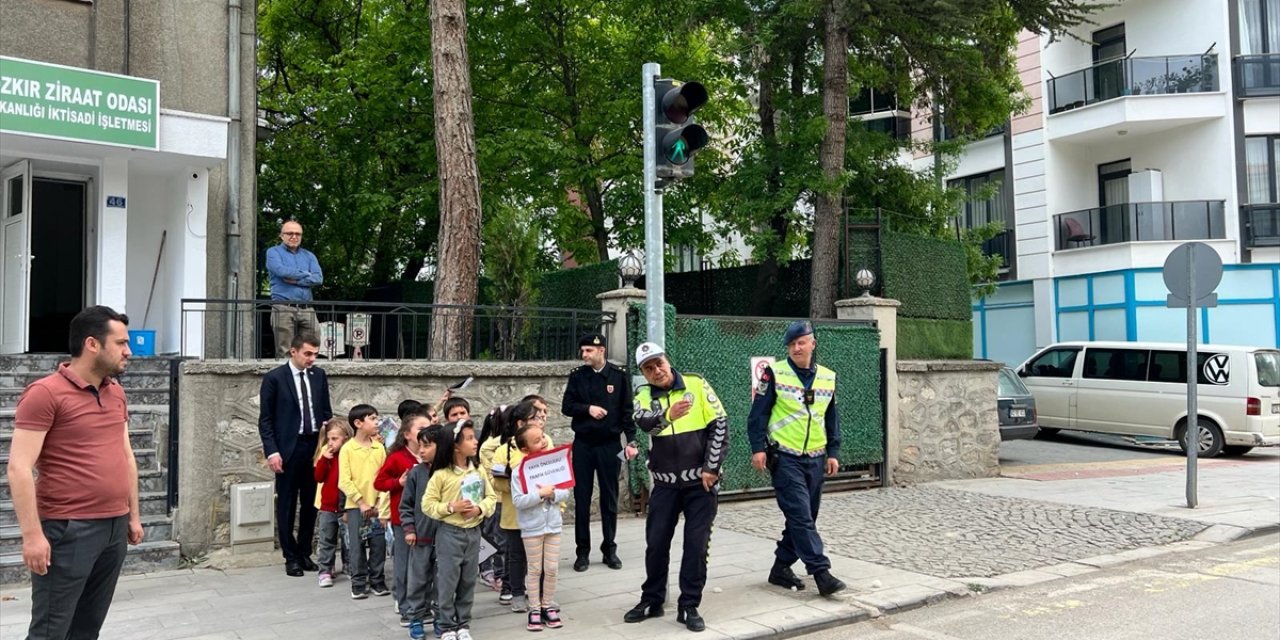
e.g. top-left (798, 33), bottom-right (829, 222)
top-left (998, 368), bottom-right (1030, 396)
top-left (1148, 351), bottom-right (1228, 385)
top-left (950, 170), bottom-right (1011, 230)
top-left (1240, 0), bottom-right (1280, 55)
top-left (1025, 348), bottom-right (1080, 378)
top-left (1255, 352), bottom-right (1280, 387)
top-left (1083, 348), bottom-right (1149, 381)
top-left (1245, 135), bottom-right (1280, 204)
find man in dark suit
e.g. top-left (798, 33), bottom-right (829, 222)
top-left (562, 333), bottom-right (637, 572)
top-left (258, 333), bottom-right (333, 576)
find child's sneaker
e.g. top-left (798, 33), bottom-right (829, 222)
top-left (543, 608), bottom-right (562, 629)
top-left (527, 610), bottom-right (543, 632)
top-left (408, 620), bottom-right (426, 640)
top-left (400, 614), bottom-right (411, 627)
top-left (433, 620), bottom-right (443, 638)
top-left (457, 629), bottom-right (473, 640)
top-left (439, 631), bottom-right (456, 640)
top-left (371, 583), bottom-right (391, 597)
top-left (351, 589), bottom-right (368, 600)
top-left (511, 596), bottom-right (528, 613)
top-left (318, 572), bottom-right (333, 588)
top-left (499, 591), bottom-right (513, 605)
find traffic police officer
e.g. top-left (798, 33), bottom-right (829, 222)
top-left (746, 320), bottom-right (847, 596)
top-left (561, 333), bottom-right (637, 572)
top-left (623, 342), bottom-right (728, 633)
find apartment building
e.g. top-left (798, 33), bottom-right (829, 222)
top-left (0, 0), bottom-right (258, 356)
top-left (927, 0), bottom-right (1280, 366)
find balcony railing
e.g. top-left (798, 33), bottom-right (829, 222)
top-left (1054, 200), bottom-right (1226, 251)
top-left (1047, 54), bottom-right (1219, 114)
top-left (1244, 204), bottom-right (1280, 248)
top-left (1235, 54), bottom-right (1280, 98)
top-left (982, 229), bottom-right (1014, 272)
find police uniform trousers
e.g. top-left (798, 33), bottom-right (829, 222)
top-left (572, 439), bottom-right (622, 558)
top-left (640, 483), bottom-right (717, 608)
top-left (771, 453), bottom-right (831, 574)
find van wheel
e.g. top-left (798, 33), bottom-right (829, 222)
top-left (1035, 428), bottom-right (1061, 438)
top-left (1176, 419), bottom-right (1225, 458)
top-left (1222, 446), bottom-right (1254, 457)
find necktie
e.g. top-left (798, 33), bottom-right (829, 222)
top-left (299, 371), bottom-right (314, 435)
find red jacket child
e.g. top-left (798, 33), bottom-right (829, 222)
top-left (314, 454), bottom-right (343, 512)
top-left (373, 447), bottom-right (417, 526)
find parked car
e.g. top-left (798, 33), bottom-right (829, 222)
top-left (997, 366), bottom-right (1039, 440)
top-left (1016, 341), bottom-right (1280, 457)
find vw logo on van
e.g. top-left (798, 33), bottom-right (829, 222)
top-left (1203, 354), bottom-right (1230, 385)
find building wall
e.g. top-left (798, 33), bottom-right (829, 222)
top-left (896, 360), bottom-right (1002, 483)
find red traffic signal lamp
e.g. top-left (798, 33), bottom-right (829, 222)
top-left (653, 79), bottom-right (709, 182)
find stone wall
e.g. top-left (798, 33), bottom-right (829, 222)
top-left (895, 360), bottom-right (1002, 483)
top-left (174, 360), bottom-right (589, 556)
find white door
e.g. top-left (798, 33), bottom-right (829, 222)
top-left (1018, 346), bottom-right (1082, 429)
top-left (1, 160), bottom-right (33, 354)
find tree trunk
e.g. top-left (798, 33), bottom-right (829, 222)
top-left (810, 0), bottom-right (848, 319)
top-left (583, 179), bottom-right (609, 262)
top-left (429, 0), bottom-right (483, 360)
top-left (750, 50), bottom-right (786, 316)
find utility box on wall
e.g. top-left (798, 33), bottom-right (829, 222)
top-left (229, 482), bottom-right (274, 548)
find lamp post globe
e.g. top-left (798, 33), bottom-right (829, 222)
top-left (855, 268), bottom-right (876, 297)
top-left (619, 251), bottom-right (644, 288)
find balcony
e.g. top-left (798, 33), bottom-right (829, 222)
top-left (1054, 200), bottom-right (1226, 251)
top-left (1045, 54), bottom-right (1224, 143)
top-left (1244, 205), bottom-right (1280, 248)
top-left (982, 229), bottom-right (1014, 274)
top-left (1235, 54), bottom-right (1280, 98)
top-left (850, 88), bottom-right (912, 139)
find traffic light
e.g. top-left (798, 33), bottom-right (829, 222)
top-left (653, 79), bottom-right (708, 183)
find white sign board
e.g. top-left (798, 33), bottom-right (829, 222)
top-left (517, 444), bottom-right (575, 492)
top-left (318, 321), bottom-right (345, 358)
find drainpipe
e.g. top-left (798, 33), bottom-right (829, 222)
top-left (123, 0), bottom-right (131, 74)
top-left (225, 0), bottom-right (242, 356)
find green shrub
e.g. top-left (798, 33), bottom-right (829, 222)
top-left (536, 260), bottom-right (619, 310)
top-left (898, 317), bottom-right (973, 359)
top-left (881, 231), bottom-right (971, 321)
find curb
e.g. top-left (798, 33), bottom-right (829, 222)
top-left (729, 587), bottom-right (965, 640)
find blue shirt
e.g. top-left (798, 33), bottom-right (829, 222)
top-left (266, 243), bottom-right (323, 301)
top-left (746, 357), bottom-right (841, 457)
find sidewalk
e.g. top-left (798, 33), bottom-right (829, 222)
top-left (2, 451), bottom-right (1275, 640)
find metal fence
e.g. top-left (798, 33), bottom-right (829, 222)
top-left (1054, 200), bottom-right (1226, 250)
top-left (181, 298), bottom-right (613, 361)
top-left (1047, 54), bottom-right (1218, 114)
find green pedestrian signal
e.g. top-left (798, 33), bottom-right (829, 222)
top-left (652, 78), bottom-right (709, 183)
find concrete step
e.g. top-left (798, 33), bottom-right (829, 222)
top-left (1, 405), bottom-right (170, 434)
top-left (0, 449), bottom-right (158, 478)
top-left (0, 539), bottom-right (181, 587)
top-left (0, 386), bottom-right (171, 408)
top-left (0, 491), bottom-right (168, 527)
top-left (0, 513), bottom-right (172, 554)
top-left (0, 468), bottom-right (165, 502)
top-left (0, 428), bottom-right (155, 457)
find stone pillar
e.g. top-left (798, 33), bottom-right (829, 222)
top-left (596, 287), bottom-right (645, 365)
top-left (836, 296), bottom-right (901, 485)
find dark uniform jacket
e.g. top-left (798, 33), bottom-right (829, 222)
top-left (633, 371), bottom-right (729, 488)
top-left (562, 361), bottom-right (637, 446)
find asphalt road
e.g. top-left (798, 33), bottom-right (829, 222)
top-left (795, 533), bottom-right (1280, 640)
top-left (1001, 430), bottom-right (1191, 466)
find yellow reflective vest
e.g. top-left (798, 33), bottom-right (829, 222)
top-left (768, 363), bottom-right (836, 456)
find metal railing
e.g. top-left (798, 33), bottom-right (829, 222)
top-left (1047, 54), bottom-right (1219, 114)
top-left (181, 298), bottom-right (614, 361)
top-left (1054, 200), bottom-right (1226, 251)
top-left (1244, 204), bottom-right (1280, 248)
top-left (982, 229), bottom-right (1014, 271)
top-left (1234, 54), bottom-right (1280, 98)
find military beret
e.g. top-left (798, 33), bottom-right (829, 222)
top-left (579, 333), bottom-right (606, 348)
top-left (783, 320), bottom-right (814, 346)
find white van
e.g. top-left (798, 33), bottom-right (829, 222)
top-left (1016, 341), bottom-right (1280, 457)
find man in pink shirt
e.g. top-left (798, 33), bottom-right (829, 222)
top-left (6, 306), bottom-right (145, 640)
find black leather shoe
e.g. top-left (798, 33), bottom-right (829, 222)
top-left (767, 563), bottom-right (805, 590)
top-left (573, 555), bottom-right (589, 572)
top-left (285, 560), bottom-right (304, 577)
top-left (677, 606), bottom-right (706, 632)
top-left (814, 570), bottom-right (847, 596)
top-left (603, 552), bottom-right (622, 570)
top-left (302, 557), bottom-right (319, 572)
top-left (623, 601), bottom-right (664, 623)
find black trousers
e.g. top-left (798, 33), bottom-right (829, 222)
top-left (28, 515), bottom-right (128, 640)
top-left (572, 439), bottom-right (622, 557)
top-left (641, 483), bottom-right (718, 608)
top-left (276, 435), bottom-right (319, 563)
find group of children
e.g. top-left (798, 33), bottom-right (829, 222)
top-left (312, 393), bottom-right (569, 640)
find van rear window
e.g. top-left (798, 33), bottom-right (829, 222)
top-left (1257, 352), bottom-right (1280, 387)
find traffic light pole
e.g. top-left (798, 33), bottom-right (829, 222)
top-left (642, 62), bottom-right (665, 349)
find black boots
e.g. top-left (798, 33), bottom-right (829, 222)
top-left (573, 555), bottom-right (589, 572)
top-left (677, 606), bottom-right (706, 632)
top-left (603, 552), bottom-right (623, 570)
top-left (814, 569), bottom-right (847, 596)
top-left (767, 562), bottom-right (805, 590)
top-left (623, 601), bottom-right (664, 623)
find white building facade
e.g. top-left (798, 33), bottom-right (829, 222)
top-left (935, 0), bottom-right (1280, 366)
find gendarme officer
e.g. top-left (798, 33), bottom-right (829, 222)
top-left (746, 320), bottom-right (847, 596)
top-left (561, 333), bottom-right (637, 572)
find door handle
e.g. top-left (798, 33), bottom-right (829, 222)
top-left (1061, 380), bottom-right (1074, 386)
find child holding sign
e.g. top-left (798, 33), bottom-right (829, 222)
top-left (423, 420), bottom-right (496, 640)
top-left (510, 421), bottom-right (572, 632)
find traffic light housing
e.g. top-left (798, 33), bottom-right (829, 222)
top-left (653, 79), bottom-right (708, 183)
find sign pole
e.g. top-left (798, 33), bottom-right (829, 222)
top-left (1185, 248), bottom-right (1198, 508)
top-left (642, 62), bottom-right (665, 349)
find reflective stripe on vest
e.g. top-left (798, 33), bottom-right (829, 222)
top-left (767, 364), bottom-right (836, 455)
top-left (635, 374), bottom-right (712, 438)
